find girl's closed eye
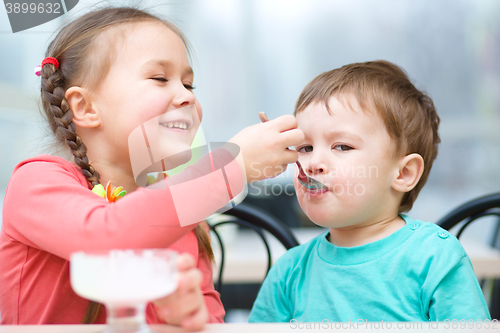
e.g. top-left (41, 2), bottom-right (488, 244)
top-left (151, 77), bottom-right (195, 90)
top-left (183, 83), bottom-right (195, 90)
top-left (151, 76), bottom-right (167, 82)
top-left (333, 144), bottom-right (353, 151)
top-left (297, 145), bottom-right (313, 153)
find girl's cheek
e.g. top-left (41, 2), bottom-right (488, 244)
top-left (141, 101), bottom-right (166, 123)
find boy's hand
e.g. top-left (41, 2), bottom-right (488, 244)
top-left (229, 115), bottom-right (304, 182)
top-left (153, 253), bottom-right (208, 331)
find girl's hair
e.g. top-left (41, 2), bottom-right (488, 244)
top-left (40, 7), bottom-right (213, 324)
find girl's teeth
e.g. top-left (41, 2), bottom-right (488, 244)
top-left (164, 122), bottom-right (187, 129)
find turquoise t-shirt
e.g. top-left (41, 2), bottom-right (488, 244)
top-left (248, 215), bottom-right (491, 322)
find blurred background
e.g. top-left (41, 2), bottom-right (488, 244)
top-left (1, 0), bottom-right (500, 322)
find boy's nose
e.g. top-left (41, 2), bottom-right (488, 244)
top-left (306, 153), bottom-right (329, 175)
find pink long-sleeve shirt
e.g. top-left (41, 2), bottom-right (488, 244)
top-left (0, 153), bottom-right (243, 324)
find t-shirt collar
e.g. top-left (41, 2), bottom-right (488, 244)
top-left (317, 214), bottom-right (416, 265)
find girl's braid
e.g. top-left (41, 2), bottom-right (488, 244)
top-left (40, 60), bottom-right (104, 323)
top-left (40, 63), bottom-right (100, 187)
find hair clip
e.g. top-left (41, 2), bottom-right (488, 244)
top-left (92, 181), bottom-right (127, 203)
top-left (35, 57), bottom-right (59, 77)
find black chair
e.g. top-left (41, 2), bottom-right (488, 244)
top-left (436, 192), bottom-right (500, 319)
top-left (208, 203), bottom-right (299, 310)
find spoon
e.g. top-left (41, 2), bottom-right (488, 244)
top-left (258, 112), bottom-right (328, 191)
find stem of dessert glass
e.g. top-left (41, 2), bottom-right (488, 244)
top-left (105, 303), bottom-right (149, 333)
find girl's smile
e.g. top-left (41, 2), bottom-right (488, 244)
top-left (157, 105), bottom-right (195, 134)
top-left (160, 121), bottom-right (190, 130)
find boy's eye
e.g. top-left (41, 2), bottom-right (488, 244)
top-left (183, 83), bottom-right (195, 90)
top-left (297, 145), bottom-right (313, 153)
top-left (152, 77), bottom-right (167, 82)
top-left (333, 144), bottom-right (353, 151)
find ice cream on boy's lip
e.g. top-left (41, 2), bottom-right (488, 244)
top-left (305, 186), bottom-right (330, 196)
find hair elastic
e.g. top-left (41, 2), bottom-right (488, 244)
top-left (92, 181), bottom-right (127, 203)
top-left (35, 57), bottom-right (60, 76)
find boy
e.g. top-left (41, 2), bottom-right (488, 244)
top-left (248, 61), bottom-right (490, 322)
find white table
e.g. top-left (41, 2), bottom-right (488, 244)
top-left (211, 227), bottom-right (500, 283)
top-left (1, 322), bottom-right (499, 333)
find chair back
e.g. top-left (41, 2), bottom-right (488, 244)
top-left (208, 203), bottom-right (299, 294)
top-left (436, 192), bottom-right (500, 319)
top-left (437, 192), bottom-right (500, 241)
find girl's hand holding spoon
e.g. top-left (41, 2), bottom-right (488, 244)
top-left (227, 114), bottom-right (304, 182)
top-left (258, 112), bottom-right (327, 190)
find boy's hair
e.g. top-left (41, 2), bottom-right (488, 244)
top-left (39, 7), bottom-right (211, 323)
top-left (294, 60), bottom-right (440, 212)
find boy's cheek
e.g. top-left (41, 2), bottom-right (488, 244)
top-left (292, 176), bottom-right (303, 197)
top-left (292, 168), bottom-right (303, 191)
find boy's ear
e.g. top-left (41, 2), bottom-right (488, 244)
top-left (391, 153), bottom-right (425, 193)
top-left (65, 87), bottom-right (101, 128)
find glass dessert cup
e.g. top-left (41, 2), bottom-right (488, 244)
top-left (70, 249), bottom-right (178, 333)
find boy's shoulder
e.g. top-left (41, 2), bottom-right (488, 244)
top-left (401, 214), bottom-right (467, 258)
top-left (273, 217), bottom-right (468, 274)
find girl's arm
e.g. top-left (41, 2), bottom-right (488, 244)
top-left (3, 152), bottom-right (244, 261)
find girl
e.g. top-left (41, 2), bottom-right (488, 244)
top-left (0, 7), bottom-right (303, 330)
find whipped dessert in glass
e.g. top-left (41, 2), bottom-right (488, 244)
top-left (70, 249), bottom-right (178, 332)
